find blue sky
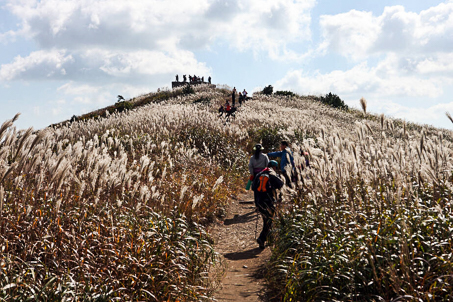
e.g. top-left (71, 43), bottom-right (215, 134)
top-left (1, 0), bottom-right (453, 130)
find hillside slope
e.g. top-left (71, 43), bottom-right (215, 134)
top-left (1, 84), bottom-right (453, 301)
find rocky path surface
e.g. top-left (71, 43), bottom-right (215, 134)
top-left (211, 191), bottom-right (270, 302)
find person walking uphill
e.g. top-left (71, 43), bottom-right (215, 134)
top-left (267, 141), bottom-right (296, 188)
top-left (247, 144), bottom-right (269, 194)
top-left (252, 160), bottom-right (283, 249)
top-left (248, 144), bottom-right (269, 177)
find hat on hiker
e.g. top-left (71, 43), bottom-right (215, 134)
top-left (253, 144), bottom-right (263, 151)
top-left (268, 160), bottom-right (278, 168)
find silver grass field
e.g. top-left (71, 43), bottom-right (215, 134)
top-left (1, 84), bottom-right (453, 301)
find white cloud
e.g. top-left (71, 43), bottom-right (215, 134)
top-left (57, 81), bottom-right (167, 106)
top-left (0, 0), bottom-right (315, 88)
top-left (318, 9), bottom-right (379, 58)
top-left (0, 49), bottom-right (74, 81)
top-left (275, 65), bottom-right (453, 128)
top-left (91, 49), bottom-right (209, 77)
top-left (370, 98), bottom-right (453, 129)
top-left (301, 1), bottom-right (453, 128)
top-left (57, 82), bottom-right (100, 95)
top-left (0, 49), bottom-right (209, 82)
top-left (319, 3), bottom-right (453, 59)
top-left (0, 30), bottom-right (17, 43)
top-left (416, 53), bottom-right (453, 74)
top-left (4, 0), bottom-right (315, 59)
top-left (275, 58), bottom-right (443, 98)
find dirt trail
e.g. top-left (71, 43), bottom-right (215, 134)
top-left (211, 191), bottom-right (270, 302)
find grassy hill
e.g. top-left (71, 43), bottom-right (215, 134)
top-left (1, 84), bottom-right (453, 301)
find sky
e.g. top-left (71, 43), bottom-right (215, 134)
top-left (1, 0), bottom-right (453, 130)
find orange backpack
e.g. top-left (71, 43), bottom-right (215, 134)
top-left (256, 173), bottom-right (272, 193)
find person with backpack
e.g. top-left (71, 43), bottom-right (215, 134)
top-left (252, 160), bottom-right (284, 249)
top-left (247, 144), bottom-right (269, 203)
top-left (248, 144), bottom-right (269, 177)
top-left (267, 141), bottom-right (296, 188)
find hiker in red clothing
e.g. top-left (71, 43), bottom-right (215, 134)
top-left (218, 101), bottom-right (231, 118)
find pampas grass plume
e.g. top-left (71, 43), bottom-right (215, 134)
top-left (446, 112), bottom-right (453, 124)
top-left (360, 97), bottom-right (367, 115)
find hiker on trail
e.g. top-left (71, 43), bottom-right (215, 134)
top-left (252, 160), bottom-right (283, 249)
top-left (232, 87), bottom-right (237, 106)
top-left (225, 100), bottom-right (231, 112)
top-left (208, 76), bottom-right (211, 84)
top-left (242, 89), bottom-right (248, 100)
top-left (218, 101), bottom-right (237, 121)
top-left (175, 74), bottom-right (179, 82)
top-left (219, 100), bottom-right (231, 114)
top-left (238, 92), bottom-right (244, 106)
top-left (248, 144), bottom-right (269, 213)
top-left (183, 75), bottom-right (187, 82)
top-left (248, 144), bottom-right (269, 177)
top-left (267, 141), bottom-right (296, 188)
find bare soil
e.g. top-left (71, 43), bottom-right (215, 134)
top-left (211, 191), bottom-right (270, 302)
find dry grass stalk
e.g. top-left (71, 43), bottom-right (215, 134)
top-left (446, 111), bottom-right (453, 124)
top-left (360, 97), bottom-right (367, 115)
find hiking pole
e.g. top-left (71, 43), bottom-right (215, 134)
top-left (255, 210), bottom-right (259, 240)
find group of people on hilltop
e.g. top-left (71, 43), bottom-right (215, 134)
top-left (248, 141), bottom-right (309, 249)
top-left (232, 87), bottom-right (248, 107)
top-left (175, 74), bottom-right (211, 84)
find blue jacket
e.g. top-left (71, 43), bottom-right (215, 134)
top-left (267, 148), bottom-right (295, 172)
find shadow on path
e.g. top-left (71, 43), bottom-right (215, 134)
top-left (224, 247), bottom-right (264, 261)
top-left (224, 210), bottom-right (257, 226)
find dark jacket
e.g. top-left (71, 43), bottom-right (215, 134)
top-left (252, 168), bottom-right (284, 204)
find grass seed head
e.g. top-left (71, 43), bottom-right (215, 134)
top-left (360, 97), bottom-right (367, 115)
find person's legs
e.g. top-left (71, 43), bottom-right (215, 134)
top-left (258, 213), bottom-right (272, 243)
top-left (257, 199), bottom-right (275, 248)
top-left (282, 171), bottom-right (293, 188)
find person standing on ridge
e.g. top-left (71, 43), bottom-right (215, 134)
top-left (252, 160), bottom-right (283, 249)
top-left (238, 92), bottom-right (244, 106)
top-left (242, 89), bottom-right (248, 100)
top-left (267, 141), bottom-right (296, 188)
top-left (232, 87), bottom-right (237, 107)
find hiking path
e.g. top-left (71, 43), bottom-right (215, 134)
top-left (211, 191), bottom-right (271, 301)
